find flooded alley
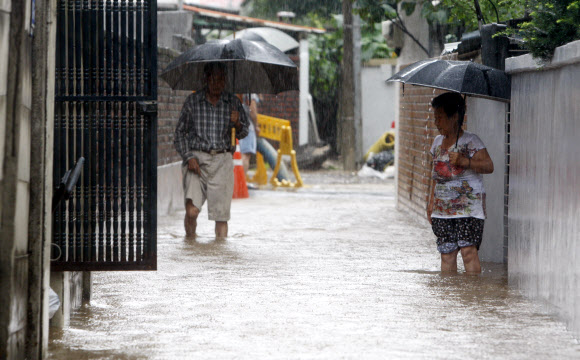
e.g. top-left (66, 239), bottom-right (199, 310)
top-left (48, 173), bottom-right (580, 359)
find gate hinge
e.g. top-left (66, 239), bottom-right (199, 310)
top-left (137, 101), bottom-right (158, 116)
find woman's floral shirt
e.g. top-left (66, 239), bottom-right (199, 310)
top-left (430, 131), bottom-right (487, 219)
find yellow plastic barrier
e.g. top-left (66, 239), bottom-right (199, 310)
top-left (249, 114), bottom-right (303, 188)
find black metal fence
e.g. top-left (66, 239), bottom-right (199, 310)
top-left (52, 0), bottom-right (157, 271)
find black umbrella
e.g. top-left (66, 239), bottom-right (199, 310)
top-left (160, 39), bottom-right (299, 94)
top-left (386, 59), bottom-right (511, 102)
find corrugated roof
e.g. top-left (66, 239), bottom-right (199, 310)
top-left (184, 0), bottom-right (245, 12)
top-left (183, 5), bottom-right (326, 34)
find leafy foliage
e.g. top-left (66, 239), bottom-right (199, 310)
top-left (307, 13), bottom-right (392, 97)
top-left (307, 14), bottom-right (344, 101)
top-left (512, 0), bottom-right (580, 61)
top-left (242, 0), bottom-right (342, 21)
top-left (356, 0), bottom-right (525, 31)
top-left (243, 1), bottom-right (393, 100)
top-left (434, 0), bottom-right (523, 31)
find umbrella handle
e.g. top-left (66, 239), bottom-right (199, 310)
top-left (455, 94), bottom-right (467, 149)
top-left (232, 127), bottom-right (236, 147)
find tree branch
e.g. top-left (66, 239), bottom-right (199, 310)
top-left (394, 9), bottom-right (431, 56)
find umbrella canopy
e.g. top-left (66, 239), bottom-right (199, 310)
top-left (160, 39), bottom-right (299, 94)
top-left (386, 59), bottom-right (511, 102)
top-left (224, 27), bottom-right (300, 53)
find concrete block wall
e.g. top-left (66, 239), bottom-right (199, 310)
top-left (0, 0), bottom-right (34, 358)
top-left (0, 0), bottom-right (9, 182)
top-left (506, 40), bottom-right (580, 337)
top-left (49, 272), bottom-right (85, 328)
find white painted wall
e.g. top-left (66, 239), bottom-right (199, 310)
top-left (506, 40), bottom-right (580, 337)
top-left (360, 62), bottom-right (397, 155)
top-left (466, 98), bottom-right (508, 263)
top-left (157, 11), bottom-right (194, 49)
top-left (299, 39), bottom-right (309, 146)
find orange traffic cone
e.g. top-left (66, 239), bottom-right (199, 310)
top-left (232, 140), bottom-right (249, 199)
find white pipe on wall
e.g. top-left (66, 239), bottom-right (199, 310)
top-left (299, 38), bottom-right (309, 146)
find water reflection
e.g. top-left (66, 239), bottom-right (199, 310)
top-left (49, 178), bottom-right (580, 359)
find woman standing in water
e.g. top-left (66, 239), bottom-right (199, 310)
top-left (427, 92), bottom-right (494, 274)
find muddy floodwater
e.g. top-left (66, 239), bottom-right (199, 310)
top-left (49, 172), bottom-right (580, 359)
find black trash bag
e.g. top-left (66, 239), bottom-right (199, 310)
top-left (366, 150), bottom-right (394, 172)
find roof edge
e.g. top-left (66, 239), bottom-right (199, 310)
top-left (183, 5), bottom-right (326, 34)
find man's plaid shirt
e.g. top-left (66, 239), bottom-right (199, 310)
top-left (174, 90), bottom-right (249, 164)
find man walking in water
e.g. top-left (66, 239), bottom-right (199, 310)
top-left (174, 62), bottom-right (249, 238)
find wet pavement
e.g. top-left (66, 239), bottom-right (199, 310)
top-left (49, 171), bottom-right (580, 359)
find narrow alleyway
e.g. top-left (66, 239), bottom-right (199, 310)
top-left (48, 172), bottom-right (580, 359)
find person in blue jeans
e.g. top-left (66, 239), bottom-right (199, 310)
top-left (238, 94), bottom-right (260, 175)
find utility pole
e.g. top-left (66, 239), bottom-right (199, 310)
top-left (340, 0), bottom-right (356, 171)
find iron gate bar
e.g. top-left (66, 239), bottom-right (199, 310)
top-left (82, 1), bottom-right (91, 262)
top-left (76, 0), bottom-right (83, 263)
top-left (52, 0), bottom-right (157, 271)
top-left (55, 95), bottom-right (153, 101)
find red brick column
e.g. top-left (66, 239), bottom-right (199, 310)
top-left (255, 55), bottom-right (300, 146)
top-left (157, 47), bottom-right (191, 166)
top-left (397, 85), bottom-right (445, 217)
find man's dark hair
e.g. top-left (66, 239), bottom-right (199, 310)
top-left (203, 62), bottom-right (227, 77)
top-left (431, 92), bottom-right (466, 127)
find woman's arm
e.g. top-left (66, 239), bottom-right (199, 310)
top-left (468, 148), bottom-right (494, 174)
top-left (449, 148), bottom-right (494, 174)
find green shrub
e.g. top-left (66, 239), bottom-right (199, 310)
top-left (515, 0), bottom-right (580, 61)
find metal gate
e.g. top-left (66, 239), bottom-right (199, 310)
top-left (52, 0), bottom-right (157, 271)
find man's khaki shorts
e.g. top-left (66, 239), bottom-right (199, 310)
top-left (182, 151), bottom-right (233, 221)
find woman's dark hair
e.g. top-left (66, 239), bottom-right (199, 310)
top-left (431, 92), bottom-right (466, 127)
top-left (203, 62), bottom-right (227, 77)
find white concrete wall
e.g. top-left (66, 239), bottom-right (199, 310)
top-left (361, 62), bottom-right (397, 155)
top-left (466, 98), bottom-right (508, 263)
top-left (157, 162), bottom-right (184, 215)
top-left (505, 40), bottom-right (580, 337)
top-left (0, 0), bottom-right (34, 357)
top-left (157, 11), bottom-right (193, 49)
top-left (0, 0), bottom-right (9, 182)
top-left (397, 3), bottom-right (431, 65)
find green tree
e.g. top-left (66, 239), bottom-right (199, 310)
top-left (512, 0), bottom-right (580, 61)
top-left (241, 0), bottom-right (342, 21)
top-left (243, 1), bottom-right (393, 147)
top-left (306, 13), bottom-right (391, 148)
top-left (355, 0), bottom-right (526, 54)
top-left (439, 0), bottom-right (525, 31)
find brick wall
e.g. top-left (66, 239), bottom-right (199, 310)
top-left (397, 85), bottom-right (445, 217)
top-left (157, 47), bottom-right (191, 166)
top-left (257, 90), bottom-right (300, 145)
top-left (254, 55), bottom-right (300, 146)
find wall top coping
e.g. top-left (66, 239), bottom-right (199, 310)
top-left (158, 46), bottom-right (181, 59)
top-left (363, 58), bottom-right (397, 67)
top-left (506, 39), bottom-right (580, 74)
